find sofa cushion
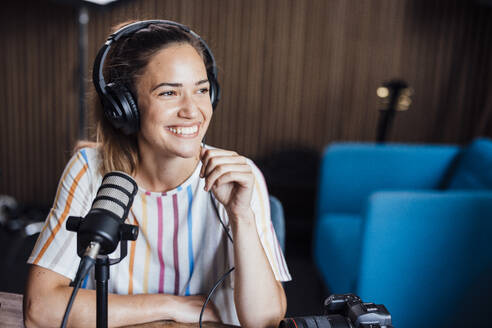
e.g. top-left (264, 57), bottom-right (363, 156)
top-left (314, 213), bottom-right (363, 294)
top-left (448, 138), bottom-right (492, 190)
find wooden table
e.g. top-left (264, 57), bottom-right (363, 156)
top-left (125, 321), bottom-right (237, 327)
top-left (0, 292), bottom-right (237, 328)
top-left (126, 323), bottom-right (237, 327)
top-left (125, 321), bottom-right (238, 327)
top-left (0, 292), bottom-right (23, 328)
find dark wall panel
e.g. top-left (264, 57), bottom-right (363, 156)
top-left (1, 0), bottom-right (491, 205)
top-left (0, 1), bottom-right (78, 206)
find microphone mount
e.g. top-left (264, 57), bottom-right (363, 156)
top-left (66, 214), bottom-right (138, 258)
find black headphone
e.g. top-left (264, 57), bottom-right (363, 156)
top-left (92, 20), bottom-right (220, 135)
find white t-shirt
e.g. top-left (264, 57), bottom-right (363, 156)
top-left (28, 147), bottom-right (291, 325)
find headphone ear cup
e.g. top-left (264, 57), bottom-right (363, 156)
top-left (120, 86), bottom-right (140, 134)
top-left (103, 83), bottom-right (124, 127)
top-left (208, 73), bottom-right (220, 110)
top-left (105, 83), bottom-right (139, 135)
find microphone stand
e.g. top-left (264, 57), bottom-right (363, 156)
top-left (67, 217), bottom-right (138, 328)
top-left (96, 255), bottom-right (110, 328)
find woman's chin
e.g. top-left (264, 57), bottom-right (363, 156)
top-left (171, 143), bottom-right (201, 159)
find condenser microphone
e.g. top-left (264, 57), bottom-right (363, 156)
top-left (67, 171), bottom-right (139, 258)
top-left (66, 171), bottom-right (139, 286)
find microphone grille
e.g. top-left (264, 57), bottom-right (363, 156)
top-left (92, 171), bottom-right (138, 220)
top-left (96, 186), bottom-right (130, 205)
top-left (92, 198), bottom-right (125, 218)
top-left (102, 173), bottom-right (136, 194)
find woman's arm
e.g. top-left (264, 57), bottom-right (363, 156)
top-left (230, 209), bottom-right (287, 328)
top-left (24, 264), bottom-right (220, 328)
top-left (201, 148), bottom-right (287, 328)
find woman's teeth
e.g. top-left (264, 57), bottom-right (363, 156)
top-left (168, 125), bottom-right (198, 135)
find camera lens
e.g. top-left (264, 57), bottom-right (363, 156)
top-left (278, 318), bottom-right (299, 328)
top-left (279, 317), bottom-right (313, 328)
top-left (279, 315), bottom-right (351, 328)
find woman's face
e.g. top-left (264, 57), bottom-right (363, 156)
top-left (135, 43), bottom-right (213, 160)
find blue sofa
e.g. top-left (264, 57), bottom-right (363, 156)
top-left (313, 138), bottom-right (492, 328)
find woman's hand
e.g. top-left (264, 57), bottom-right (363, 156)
top-left (169, 295), bottom-right (221, 324)
top-left (200, 147), bottom-right (254, 218)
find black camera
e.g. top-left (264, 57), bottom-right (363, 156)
top-left (279, 294), bottom-right (393, 328)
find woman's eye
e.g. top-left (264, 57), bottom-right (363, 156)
top-left (198, 87), bottom-right (209, 94)
top-left (158, 90), bottom-right (176, 97)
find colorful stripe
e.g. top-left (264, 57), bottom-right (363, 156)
top-left (80, 149), bottom-right (89, 164)
top-left (157, 197), bottom-right (165, 293)
top-left (185, 185), bottom-right (194, 295)
top-left (128, 209), bottom-right (138, 294)
top-left (142, 193), bottom-right (151, 293)
top-left (254, 179), bottom-right (280, 278)
top-left (38, 152), bottom-right (84, 238)
top-left (48, 233), bottom-right (74, 268)
top-left (172, 194), bottom-right (180, 295)
top-left (33, 163), bottom-right (88, 265)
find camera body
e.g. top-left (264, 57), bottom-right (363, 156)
top-left (279, 294), bottom-right (393, 328)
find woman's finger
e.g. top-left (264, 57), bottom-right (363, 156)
top-left (200, 148), bottom-right (238, 176)
top-left (204, 164), bottom-right (252, 191)
top-left (201, 155), bottom-right (248, 178)
top-left (209, 171), bottom-right (254, 193)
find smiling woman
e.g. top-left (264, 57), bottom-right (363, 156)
top-left (91, 20), bottom-right (215, 176)
top-left (136, 43), bottom-right (213, 175)
top-left (23, 20), bottom-right (290, 328)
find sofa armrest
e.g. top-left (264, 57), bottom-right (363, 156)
top-left (357, 190), bottom-right (492, 326)
top-left (365, 190), bottom-right (492, 225)
top-left (317, 143), bottom-right (460, 215)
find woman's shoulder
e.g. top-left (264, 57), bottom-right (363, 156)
top-left (68, 144), bottom-right (103, 186)
top-left (72, 145), bottom-right (101, 167)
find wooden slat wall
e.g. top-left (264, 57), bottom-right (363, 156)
top-left (1, 0), bottom-right (491, 206)
top-left (0, 1), bottom-right (78, 206)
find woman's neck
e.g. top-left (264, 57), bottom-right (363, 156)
top-left (134, 150), bottom-right (200, 193)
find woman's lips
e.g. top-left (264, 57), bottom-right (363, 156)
top-left (166, 124), bottom-right (200, 137)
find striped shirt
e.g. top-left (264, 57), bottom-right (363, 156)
top-left (28, 147), bottom-right (291, 325)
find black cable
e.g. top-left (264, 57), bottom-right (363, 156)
top-left (60, 257), bottom-right (95, 328)
top-left (198, 193), bottom-right (235, 327)
top-left (199, 266), bottom-right (235, 328)
top-left (209, 193), bottom-right (233, 243)
top-left (60, 277), bottom-right (83, 328)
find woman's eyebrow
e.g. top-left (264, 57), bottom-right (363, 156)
top-left (151, 79), bottom-right (209, 92)
top-left (195, 79), bottom-right (209, 85)
top-left (151, 82), bottom-right (181, 92)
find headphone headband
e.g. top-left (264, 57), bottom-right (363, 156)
top-left (92, 19), bottom-right (220, 135)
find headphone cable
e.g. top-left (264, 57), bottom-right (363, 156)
top-left (209, 192), bottom-right (233, 243)
top-left (198, 192), bottom-right (235, 327)
top-left (199, 266), bottom-right (235, 328)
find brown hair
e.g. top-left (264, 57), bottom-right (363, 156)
top-left (76, 20), bottom-right (208, 176)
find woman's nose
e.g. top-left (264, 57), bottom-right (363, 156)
top-left (177, 93), bottom-right (199, 118)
